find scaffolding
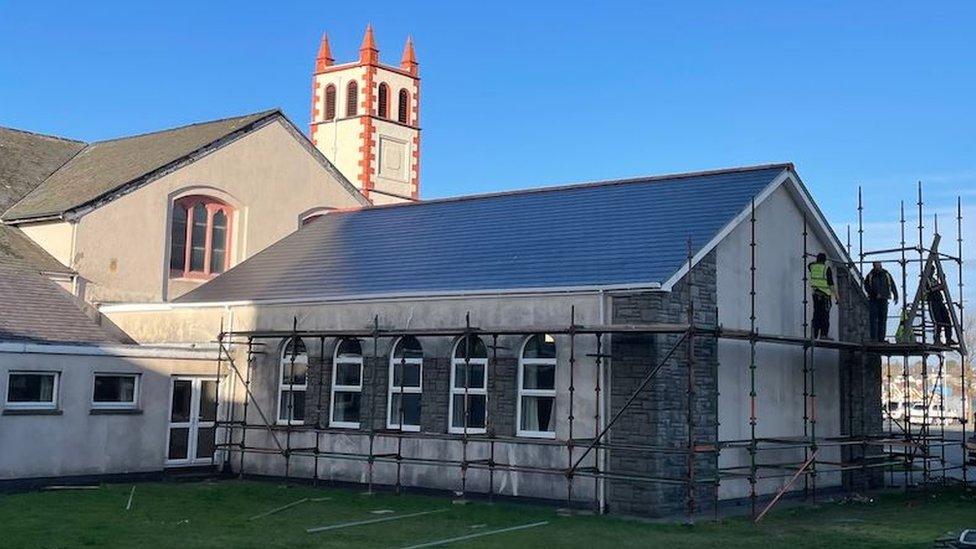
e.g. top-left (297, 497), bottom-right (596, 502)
top-left (208, 183), bottom-right (969, 522)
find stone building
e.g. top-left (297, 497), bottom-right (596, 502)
top-left (0, 110), bottom-right (368, 304)
top-left (101, 163), bottom-right (881, 516)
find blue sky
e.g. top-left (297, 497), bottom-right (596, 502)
top-left (2, 1), bottom-right (974, 297)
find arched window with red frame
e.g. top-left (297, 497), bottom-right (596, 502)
top-left (397, 88), bottom-right (410, 124)
top-left (170, 196), bottom-right (233, 279)
top-left (324, 84), bottom-right (337, 121)
top-left (346, 81), bottom-right (358, 117)
top-left (377, 83), bottom-right (389, 118)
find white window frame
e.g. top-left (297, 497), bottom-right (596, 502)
top-left (448, 336), bottom-right (488, 435)
top-left (91, 373), bottom-right (140, 410)
top-left (277, 338), bottom-right (308, 425)
top-left (5, 371), bottom-right (59, 410)
top-left (516, 335), bottom-right (558, 439)
top-left (330, 338), bottom-right (363, 429)
top-left (387, 337), bottom-right (423, 431)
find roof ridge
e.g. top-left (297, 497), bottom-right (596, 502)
top-left (85, 109), bottom-right (281, 146)
top-left (0, 125), bottom-right (86, 145)
top-left (333, 162), bottom-right (794, 215)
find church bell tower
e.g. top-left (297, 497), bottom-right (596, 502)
top-left (310, 26), bottom-right (421, 204)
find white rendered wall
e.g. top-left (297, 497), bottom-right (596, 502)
top-left (716, 183), bottom-right (843, 500)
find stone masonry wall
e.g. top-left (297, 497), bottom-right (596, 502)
top-left (836, 267), bottom-right (884, 491)
top-left (608, 251), bottom-right (719, 517)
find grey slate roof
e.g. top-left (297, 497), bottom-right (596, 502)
top-left (177, 164), bottom-right (791, 304)
top-left (0, 127), bottom-right (86, 211)
top-left (2, 110), bottom-right (278, 221)
top-left (0, 262), bottom-right (122, 344)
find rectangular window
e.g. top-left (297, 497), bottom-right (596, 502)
top-left (6, 372), bottom-right (58, 409)
top-left (518, 359), bottom-right (557, 438)
top-left (388, 359), bottom-right (422, 431)
top-left (449, 360), bottom-right (487, 434)
top-left (92, 374), bottom-right (139, 409)
top-left (277, 347), bottom-right (308, 424)
top-left (330, 357), bottom-right (362, 428)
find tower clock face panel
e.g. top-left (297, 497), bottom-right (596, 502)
top-left (379, 136), bottom-right (408, 182)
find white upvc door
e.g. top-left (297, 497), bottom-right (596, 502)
top-left (165, 377), bottom-right (219, 467)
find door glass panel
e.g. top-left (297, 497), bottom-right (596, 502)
top-left (199, 380), bottom-right (217, 422)
top-left (168, 428), bottom-right (189, 460)
top-left (196, 426), bottom-right (216, 459)
top-left (170, 380), bottom-right (192, 422)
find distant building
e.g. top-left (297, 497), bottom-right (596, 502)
top-left (309, 26), bottom-right (421, 204)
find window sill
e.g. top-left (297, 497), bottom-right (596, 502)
top-left (90, 408), bottom-right (143, 415)
top-left (517, 431), bottom-right (557, 439)
top-left (3, 408), bottom-right (62, 416)
top-left (449, 428), bottom-right (487, 435)
top-left (387, 425), bottom-right (421, 432)
top-left (330, 422), bottom-right (361, 429)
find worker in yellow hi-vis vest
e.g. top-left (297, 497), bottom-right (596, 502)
top-left (808, 252), bottom-right (838, 339)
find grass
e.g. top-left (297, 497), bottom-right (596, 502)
top-left (1, 480), bottom-right (974, 548)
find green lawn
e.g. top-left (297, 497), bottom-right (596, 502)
top-left (1, 480), bottom-right (973, 548)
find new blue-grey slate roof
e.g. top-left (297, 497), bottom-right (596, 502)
top-left (177, 164), bottom-right (791, 303)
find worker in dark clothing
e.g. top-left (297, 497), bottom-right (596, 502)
top-left (925, 274), bottom-right (955, 345)
top-left (863, 261), bottom-right (898, 342)
top-left (809, 253), bottom-right (837, 339)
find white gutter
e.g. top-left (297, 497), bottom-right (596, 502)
top-left (98, 282), bottom-right (665, 313)
top-left (0, 340), bottom-right (219, 360)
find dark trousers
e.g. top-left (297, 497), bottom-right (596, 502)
top-left (812, 291), bottom-right (831, 339)
top-left (868, 299), bottom-right (889, 342)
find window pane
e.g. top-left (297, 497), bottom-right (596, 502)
top-left (336, 338), bottom-right (362, 358)
top-left (393, 362), bottom-right (421, 388)
top-left (522, 363), bottom-right (555, 391)
top-left (170, 380), bottom-right (192, 422)
top-left (523, 334), bottom-right (557, 359)
top-left (281, 360), bottom-right (308, 386)
top-left (390, 393), bottom-right (421, 427)
top-left (209, 210), bottom-right (227, 274)
top-left (190, 205), bottom-right (208, 272)
top-left (93, 375), bottom-right (136, 403)
top-left (279, 390), bottom-right (306, 422)
top-left (168, 427), bottom-right (189, 460)
top-left (520, 396), bottom-right (555, 433)
top-left (335, 363), bottom-right (361, 386)
top-left (196, 426), bottom-right (215, 459)
top-left (199, 380), bottom-right (218, 422)
top-left (333, 391), bottom-right (360, 424)
top-left (393, 336), bottom-right (423, 360)
top-left (284, 337), bottom-right (307, 357)
top-left (170, 204), bottom-right (187, 271)
top-left (453, 362), bottom-right (485, 389)
top-left (7, 373), bottom-right (55, 403)
top-left (451, 394), bottom-right (486, 429)
top-left (454, 336), bottom-right (487, 360)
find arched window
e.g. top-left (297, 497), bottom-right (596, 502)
top-left (388, 336), bottom-right (423, 430)
top-left (169, 196), bottom-right (233, 279)
top-left (346, 81), bottom-right (358, 117)
top-left (449, 335), bottom-right (488, 434)
top-left (517, 334), bottom-right (557, 437)
top-left (397, 88), bottom-right (409, 124)
top-left (331, 338), bottom-right (363, 428)
top-left (377, 83), bottom-right (389, 118)
top-left (324, 84), bottom-right (336, 121)
top-left (277, 338), bottom-right (308, 424)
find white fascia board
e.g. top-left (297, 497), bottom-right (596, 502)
top-left (0, 341), bottom-right (218, 360)
top-left (660, 168), bottom-right (792, 291)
